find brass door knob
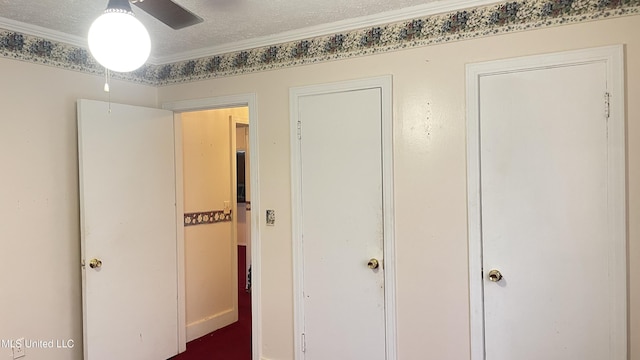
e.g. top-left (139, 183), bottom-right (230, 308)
top-left (367, 258), bottom-right (379, 269)
top-left (488, 269), bottom-right (503, 282)
top-left (89, 258), bottom-right (103, 269)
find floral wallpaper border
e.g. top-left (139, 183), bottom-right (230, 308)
top-left (184, 210), bottom-right (232, 226)
top-left (1, 0), bottom-right (638, 86)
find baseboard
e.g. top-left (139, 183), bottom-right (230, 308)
top-left (186, 308), bottom-right (238, 342)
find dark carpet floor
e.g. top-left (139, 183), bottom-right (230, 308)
top-left (171, 245), bottom-right (252, 360)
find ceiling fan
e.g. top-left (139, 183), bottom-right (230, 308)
top-left (88, 0), bottom-right (203, 72)
top-left (131, 0), bottom-right (203, 30)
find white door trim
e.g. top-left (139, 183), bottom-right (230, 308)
top-left (172, 113), bottom-right (186, 353)
top-left (163, 94), bottom-right (261, 360)
top-left (290, 75), bottom-right (397, 360)
top-left (465, 45), bottom-right (626, 360)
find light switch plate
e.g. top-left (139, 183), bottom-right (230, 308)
top-left (266, 210), bottom-right (275, 226)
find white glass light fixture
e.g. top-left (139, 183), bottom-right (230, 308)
top-left (88, 0), bottom-right (151, 73)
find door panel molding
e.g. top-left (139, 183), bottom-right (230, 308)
top-left (290, 75), bottom-right (396, 360)
top-left (163, 94), bottom-right (260, 360)
top-left (465, 45), bottom-right (626, 360)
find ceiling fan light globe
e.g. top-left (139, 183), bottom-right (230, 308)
top-left (88, 12), bottom-right (151, 73)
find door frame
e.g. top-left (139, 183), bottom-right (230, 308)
top-left (465, 45), bottom-right (626, 360)
top-left (163, 94), bottom-right (261, 360)
top-left (289, 75), bottom-right (397, 360)
top-left (234, 120), bottom-right (252, 283)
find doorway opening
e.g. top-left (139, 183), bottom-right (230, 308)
top-left (173, 107), bottom-right (252, 359)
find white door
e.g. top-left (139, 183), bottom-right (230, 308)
top-left (467, 47), bottom-right (626, 360)
top-left (78, 99), bottom-right (179, 360)
top-left (291, 77), bottom-right (396, 360)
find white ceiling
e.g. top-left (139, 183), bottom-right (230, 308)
top-left (0, 0), bottom-right (477, 64)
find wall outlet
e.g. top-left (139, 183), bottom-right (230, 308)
top-left (12, 338), bottom-right (25, 359)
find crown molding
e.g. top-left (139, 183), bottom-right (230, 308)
top-left (156, 0), bottom-right (501, 63)
top-left (0, 16), bottom-right (87, 48)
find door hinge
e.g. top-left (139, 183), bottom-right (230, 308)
top-left (301, 333), bottom-right (306, 352)
top-left (297, 120), bottom-right (302, 140)
top-left (604, 92), bottom-right (611, 119)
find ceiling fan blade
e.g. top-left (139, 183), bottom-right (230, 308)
top-left (133, 0), bottom-right (203, 30)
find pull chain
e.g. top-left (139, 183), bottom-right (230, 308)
top-left (104, 68), bottom-right (111, 113)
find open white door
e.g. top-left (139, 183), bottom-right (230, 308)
top-left (78, 99), bottom-right (180, 360)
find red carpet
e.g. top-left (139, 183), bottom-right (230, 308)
top-left (171, 246), bottom-right (252, 360)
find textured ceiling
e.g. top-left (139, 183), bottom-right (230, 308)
top-left (0, 0), bottom-right (443, 63)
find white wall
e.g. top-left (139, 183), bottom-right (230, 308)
top-left (0, 58), bottom-right (156, 359)
top-left (158, 16), bottom-right (640, 360)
